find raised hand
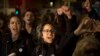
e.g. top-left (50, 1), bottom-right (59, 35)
top-left (8, 53), bottom-right (16, 56)
top-left (74, 17), bottom-right (93, 35)
top-left (57, 8), bottom-right (63, 15)
top-left (61, 6), bottom-right (72, 19)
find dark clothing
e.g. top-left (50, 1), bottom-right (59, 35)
top-left (2, 31), bottom-right (33, 56)
top-left (65, 15), bottom-right (78, 35)
top-left (55, 14), bottom-right (78, 36)
top-left (57, 33), bottom-right (79, 56)
top-left (88, 8), bottom-right (100, 20)
top-left (32, 42), bottom-right (56, 56)
top-left (83, 8), bottom-right (100, 20)
top-left (95, 32), bottom-right (100, 41)
top-left (32, 33), bottom-right (79, 56)
top-left (22, 27), bottom-right (38, 46)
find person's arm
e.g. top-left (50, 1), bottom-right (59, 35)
top-left (56, 17), bottom-right (91, 51)
top-left (74, 17), bottom-right (93, 36)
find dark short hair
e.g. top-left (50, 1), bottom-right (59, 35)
top-left (22, 9), bottom-right (34, 17)
top-left (8, 15), bottom-right (21, 24)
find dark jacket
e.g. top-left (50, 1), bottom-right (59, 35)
top-left (83, 8), bottom-right (100, 20)
top-left (32, 33), bottom-right (79, 56)
top-left (32, 42), bottom-right (56, 56)
top-left (88, 8), bottom-right (100, 20)
top-left (55, 14), bottom-right (78, 36)
top-left (56, 33), bottom-right (79, 56)
top-left (2, 31), bottom-right (33, 56)
top-left (22, 26), bottom-right (38, 46)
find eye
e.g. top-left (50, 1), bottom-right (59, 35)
top-left (52, 29), bottom-right (56, 33)
top-left (25, 14), bottom-right (29, 17)
top-left (17, 22), bottom-right (20, 24)
top-left (26, 14), bottom-right (29, 16)
top-left (42, 30), bottom-right (48, 32)
top-left (42, 29), bottom-right (56, 33)
top-left (10, 21), bottom-right (14, 24)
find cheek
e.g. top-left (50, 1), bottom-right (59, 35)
top-left (9, 24), bottom-right (12, 29)
top-left (24, 17), bottom-right (27, 21)
top-left (53, 34), bottom-right (55, 37)
top-left (42, 33), bottom-right (47, 39)
top-left (17, 25), bottom-right (21, 30)
top-left (24, 18), bottom-right (27, 21)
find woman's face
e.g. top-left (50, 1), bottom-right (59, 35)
top-left (42, 24), bottom-right (55, 44)
top-left (23, 11), bottom-right (34, 24)
top-left (9, 16), bottom-right (21, 35)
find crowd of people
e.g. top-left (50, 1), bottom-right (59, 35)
top-left (0, 0), bottom-right (100, 56)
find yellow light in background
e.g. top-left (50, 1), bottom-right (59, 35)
top-left (50, 2), bottom-right (53, 7)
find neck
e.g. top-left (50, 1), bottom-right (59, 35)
top-left (12, 33), bottom-right (19, 42)
top-left (25, 23), bottom-right (33, 28)
top-left (25, 23), bottom-right (32, 34)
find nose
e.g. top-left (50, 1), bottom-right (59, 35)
top-left (29, 15), bottom-right (31, 18)
top-left (28, 14), bottom-right (32, 19)
top-left (48, 31), bottom-right (54, 36)
top-left (13, 23), bottom-right (17, 27)
top-left (48, 31), bottom-right (52, 34)
top-left (27, 16), bottom-right (30, 20)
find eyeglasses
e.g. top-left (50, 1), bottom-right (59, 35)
top-left (42, 30), bottom-right (56, 33)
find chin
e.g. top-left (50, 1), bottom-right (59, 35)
top-left (47, 41), bottom-right (53, 44)
top-left (26, 21), bottom-right (31, 24)
top-left (12, 32), bottom-right (18, 35)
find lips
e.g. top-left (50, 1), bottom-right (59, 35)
top-left (13, 28), bottom-right (18, 32)
top-left (27, 19), bottom-right (31, 21)
top-left (47, 37), bottom-right (53, 40)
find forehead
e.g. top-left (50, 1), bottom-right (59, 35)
top-left (10, 16), bottom-right (20, 22)
top-left (25, 11), bottom-right (33, 15)
top-left (43, 24), bottom-right (53, 29)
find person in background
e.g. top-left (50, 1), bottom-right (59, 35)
top-left (72, 16), bottom-right (100, 56)
top-left (72, 35), bottom-right (100, 56)
top-left (22, 10), bottom-right (38, 46)
top-left (54, 6), bottom-right (78, 56)
top-left (2, 15), bottom-right (33, 56)
top-left (55, 5), bottom-right (78, 37)
top-left (82, 0), bottom-right (100, 20)
top-left (92, 0), bottom-right (100, 17)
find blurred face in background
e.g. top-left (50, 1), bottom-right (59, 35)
top-left (8, 16), bottom-right (21, 36)
top-left (82, 0), bottom-right (91, 12)
top-left (74, 39), bottom-right (100, 56)
top-left (42, 24), bottom-right (55, 44)
top-left (23, 11), bottom-right (34, 24)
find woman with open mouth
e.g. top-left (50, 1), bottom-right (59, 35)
top-left (2, 15), bottom-right (33, 56)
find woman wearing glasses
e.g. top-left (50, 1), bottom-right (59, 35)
top-left (31, 15), bottom-right (97, 56)
top-left (32, 21), bottom-right (57, 56)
